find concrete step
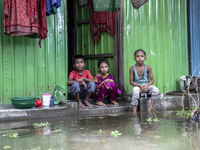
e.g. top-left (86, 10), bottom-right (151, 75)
top-left (78, 102), bottom-right (132, 116)
top-left (0, 100), bottom-right (77, 121)
top-left (68, 96), bottom-right (124, 104)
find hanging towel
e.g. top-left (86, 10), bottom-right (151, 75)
top-left (131, 0), bottom-right (148, 9)
top-left (79, 0), bottom-right (88, 6)
top-left (4, 0), bottom-right (40, 36)
top-left (46, 0), bottom-right (61, 16)
top-left (39, 0), bottom-right (48, 48)
top-left (92, 0), bottom-right (120, 12)
top-left (88, 0), bottom-right (116, 44)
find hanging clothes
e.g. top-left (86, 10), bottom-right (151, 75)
top-left (39, 0), bottom-right (48, 48)
top-left (46, 0), bottom-right (61, 16)
top-left (92, 0), bottom-right (120, 12)
top-left (88, 0), bottom-right (116, 44)
top-left (131, 0), bottom-right (148, 9)
top-left (4, 0), bottom-right (40, 36)
top-left (79, 0), bottom-right (88, 6)
top-left (4, 0), bottom-right (48, 48)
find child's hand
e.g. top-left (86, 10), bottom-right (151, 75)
top-left (76, 78), bottom-right (83, 83)
top-left (103, 79), bottom-right (111, 83)
top-left (82, 82), bottom-right (87, 90)
top-left (141, 85), bottom-right (149, 93)
top-left (104, 79), bottom-right (114, 83)
top-left (109, 79), bottom-right (114, 82)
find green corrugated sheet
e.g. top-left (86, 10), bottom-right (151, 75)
top-left (77, 2), bottom-right (114, 77)
top-left (123, 0), bottom-right (189, 94)
top-left (0, 1), bottom-right (67, 104)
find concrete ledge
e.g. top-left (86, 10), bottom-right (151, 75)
top-left (78, 102), bottom-right (132, 115)
top-left (69, 96), bottom-right (124, 104)
top-left (123, 95), bottom-right (185, 111)
top-left (0, 101), bottom-right (77, 121)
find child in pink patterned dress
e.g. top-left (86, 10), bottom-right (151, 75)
top-left (94, 59), bottom-right (121, 106)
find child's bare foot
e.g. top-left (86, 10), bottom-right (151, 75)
top-left (77, 101), bottom-right (85, 107)
top-left (95, 101), bottom-right (106, 106)
top-left (111, 100), bottom-right (119, 105)
top-left (84, 100), bottom-right (93, 107)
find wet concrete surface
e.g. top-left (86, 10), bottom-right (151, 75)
top-left (0, 93), bottom-right (199, 121)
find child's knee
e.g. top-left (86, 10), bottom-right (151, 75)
top-left (87, 82), bottom-right (96, 93)
top-left (131, 87), bottom-right (140, 106)
top-left (132, 86), bottom-right (140, 94)
top-left (110, 82), bottom-right (117, 88)
top-left (72, 82), bottom-right (79, 88)
top-left (151, 86), bottom-right (159, 100)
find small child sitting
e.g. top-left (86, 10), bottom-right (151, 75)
top-left (94, 59), bottom-right (121, 106)
top-left (67, 55), bottom-right (95, 107)
top-left (129, 49), bottom-right (159, 112)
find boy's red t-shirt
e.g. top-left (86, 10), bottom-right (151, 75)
top-left (68, 70), bottom-right (93, 82)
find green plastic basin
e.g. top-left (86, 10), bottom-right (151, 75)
top-left (9, 97), bottom-right (39, 108)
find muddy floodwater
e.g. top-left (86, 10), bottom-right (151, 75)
top-left (0, 111), bottom-right (199, 150)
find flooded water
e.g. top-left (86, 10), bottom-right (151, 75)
top-left (0, 111), bottom-right (199, 150)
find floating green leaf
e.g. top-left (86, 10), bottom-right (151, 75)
top-left (4, 145), bottom-right (11, 149)
top-left (110, 130), bottom-right (122, 138)
top-left (97, 129), bottom-right (106, 134)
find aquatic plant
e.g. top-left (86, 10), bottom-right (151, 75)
top-left (153, 118), bottom-right (160, 122)
top-left (146, 118), bottom-right (153, 122)
top-left (97, 129), bottom-right (106, 134)
top-left (33, 121), bottom-right (51, 128)
top-left (4, 145), bottom-right (11, 149)
top-left (9, 133), bottom-right (19, 139)
top-left (110, 130), bottom-right (122, 138)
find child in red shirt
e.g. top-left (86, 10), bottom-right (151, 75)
top-left (68, 55), bottom-right (95, 107)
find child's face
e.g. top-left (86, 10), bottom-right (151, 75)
top-left (73, 58), bottom-right (85, 71)
top-left (134, 51), bottom-right (146, 65)
top-left (98, 62), bottom-right (109, 75)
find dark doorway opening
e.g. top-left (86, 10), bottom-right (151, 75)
top-left (67, 0), bottom-right (75, 75)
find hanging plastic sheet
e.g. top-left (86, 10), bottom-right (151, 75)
top-left (79, 0), bottom-right (88, 6)
top-left (92, 0), bottom-right (120, 12)
top-left (131, 0), bottom-right (148, 9)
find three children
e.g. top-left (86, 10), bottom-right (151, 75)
top-left (68, 50), bottom-right (159, 111)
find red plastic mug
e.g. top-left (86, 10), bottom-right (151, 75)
top-left (35, 99), bottom-right (42, 107)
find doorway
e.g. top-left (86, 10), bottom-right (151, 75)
top-left (67, 0), bottom-right (125, 95)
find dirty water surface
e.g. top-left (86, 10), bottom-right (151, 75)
top-left (0, 111), bottom-right (199, 150)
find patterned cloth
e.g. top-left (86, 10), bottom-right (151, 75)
top-left (4, 0), bottom-right (40, 36)
top-left (92, 0), bottom-right (120, 12)
top-left (4, 0), bottom-right (48, 48)
top-left (88, 0), bottom-right (116, 44)
top-left (94, 74), bottom-right (121, 101)
top-left (131, 0), bottom-right (148, 9)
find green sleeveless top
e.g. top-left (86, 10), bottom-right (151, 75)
top-left (133, 64), bottom-right (149, 85)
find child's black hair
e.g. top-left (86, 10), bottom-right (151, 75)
top-left (98, 59), bottom-right (109, 68)
top-left (73, 55), bottom-right (85, 64)
top-left (134, 49), bottom-right (146, 57)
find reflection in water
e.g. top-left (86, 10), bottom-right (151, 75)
top-left (0, 111), bottom-right (200, 150)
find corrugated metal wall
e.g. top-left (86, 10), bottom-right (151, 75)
top-left (189, 0), bottom-right (200, 76)
top-left (0, 1), bottom-right (67, 104)
top-left (123, 0), bottom-right (189, 94)
top-left (77, 3), bottom-right (114, 77)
